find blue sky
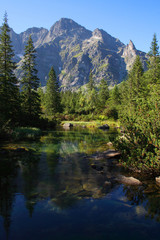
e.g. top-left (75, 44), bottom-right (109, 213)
top-left (0, 0), bottom-right (160, 52)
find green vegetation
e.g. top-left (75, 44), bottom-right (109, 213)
top-left (45, 66), bottom-right (62, 116)
top-left (73, 52), bottom-right (83, 58)
top-left (114, 35), bottom-right (160, 172)
top-left (12, 127), bottom-right (42, 140)
top-left (0, 13), bottom-right (20, 129)
top-left (0, 13), bottom-right (57, 139)
top-left (1, 12), bottom-right (160, 173)
top-left (21, 35), bottom-right (41, 126)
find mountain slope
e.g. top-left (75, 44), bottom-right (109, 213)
top-left (8, 18), bottom-right (148, 90)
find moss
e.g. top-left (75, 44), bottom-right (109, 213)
top-left (98, 63), bottom-right (108, 70)
top-left (70, 44), bottom-right (80, 53)
top-left (61, 70), bottom-right (66, 76)
top-left (73, 52), bottom-right (83, 58)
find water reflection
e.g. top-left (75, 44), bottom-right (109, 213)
top-left (0, 129), bottom-right (160, 239)
top-left (123, 184), bottom-right (160, 222)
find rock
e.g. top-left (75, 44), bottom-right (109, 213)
top-left (98, 124), bottom-right (110, 130)
top-left (104, 149), bottom-right (121, 158)
top-left (106, 142), bottom-right (113, 147)
top-left (117, 175), bottom-right (142, 186)
top-left (156, 176), bottom-right (160, 185)
top-left (12, 18), bottom-right (147, 90)
top-left (104, 181), bottom-right (111, 186)
top-left (91, 164), bottom-right (103, 171)
top-left (15, 147), bottom-right (28, 153)
top-left (63, 123), bottom-right (73, 128)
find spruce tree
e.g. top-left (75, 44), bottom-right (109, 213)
top-left (98, 79), bottom-right (109, 108)
top-left (45, 66), bottom-right (61, 116)
top-left (147, 33), bottom-right (160, 84)
top-left (0, 13), bottom-right (20, 125)
top-left (21, 35), bottom-right (41, 124)
top-left (128, 55), bottom-right (144, 99)
top-left (88, 69), bottom-right (94, 91)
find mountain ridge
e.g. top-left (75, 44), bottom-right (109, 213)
top-left (5, 18), bottom-right (148, 90)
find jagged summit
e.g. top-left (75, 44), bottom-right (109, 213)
top-left (49, 18), bottom-right (87, 35)
top-left (10, 18), bottom-right (147, 90)
top-left (128, 40), bottom-right (136, 50)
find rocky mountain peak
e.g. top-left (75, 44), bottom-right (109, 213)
top-left (11, 18), bottom-right (147, 90)
top-left (50, 18), bottom-right (85, 35)
top-left (128, 40), bottom-right (136, 50)
top-left (92, 28), bottom-right (103, 39)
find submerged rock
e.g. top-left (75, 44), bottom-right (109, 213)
top-left (91, 163), bottom-right (104, 171)
top-left (116, 175), bottom-right (142, 186)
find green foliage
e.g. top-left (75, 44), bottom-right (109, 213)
top-left (21, 35), bottom-right (41, 125)
top-left (12, 127), bottom-right (42, 140)
top-left (88, 69), bottom-right (95, 91)
top-left (115, 49), bottom-right (160, 172)
top-left (45, 66), bottom-right (61, 116)
top-left (98, 79), bottom-right (109, 108)
top-left (147, 34), bottom-right (160, 84)
top-left (0, 13), bottom-right (20, 125)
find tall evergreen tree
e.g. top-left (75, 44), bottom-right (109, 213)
top-left (98, 79), bottom-right (109, 108)
top-left (147, 33), bottom-right (160, 84)
top-left (127, 55), bottom-right (144, 99)
top-left (21, 35), bottom-right (41, 124)
top-left (0, 13), bottom-right (20, 125)
top-left (88, 69), bottom-right (95, 91)
top-left (45, 66), bottom-right (61, 116)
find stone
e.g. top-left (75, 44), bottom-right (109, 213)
top-left (106, 142), bottom-right (113, 147)
top-left (63, 123), bottom-right (73, 128)
top-left (105, 150), bottom-right (121, 158)
top-left (117, 175), bottom-right (142, 186)
top-left (91, 163), bottom-right (103, 171)
top-left (156, 176), bottom-right (160, 184)
top-left (98, 124), bottom-right (110, 130)
top-left (104, 181), bottom-right (111, 186)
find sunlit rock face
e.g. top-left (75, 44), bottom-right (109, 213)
top-left (8, 18), bottom-right (148, 90)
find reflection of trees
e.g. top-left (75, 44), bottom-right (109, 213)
top-left (0, 158), bottom-right (18, 239)
top-left (145, 194), bottom-right (160, 222)
top-left (36, 130), bottom-right (120, 210)
top-left (19, 152), bottom-right (40, 217)
top-left (123, 185), bottom-right (146, 205)
top-left (123, 184), bottom-right (160, 222)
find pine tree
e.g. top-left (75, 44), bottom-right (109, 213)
top-left (0, 13), bottom-right (20, 125)
top-left (147, 33), bottom-right (160, 84)
top-left (98, 79), bottom-right (109, 108)
top-left (45, 66), bottom-right (61, 116)
top-left (111, 85), bottom-right (121, 105)
top-left (127, 55), bottom-right (144, 99)
top-left (21, 35), bottom-right (41, 124)
top-left (88, 69), bottom-right (94, 91)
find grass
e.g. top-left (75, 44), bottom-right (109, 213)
top-left (61, 120), bottom-right (120, 128)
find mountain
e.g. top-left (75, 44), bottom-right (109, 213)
top-left (8, 18), bottom-right (148, 90)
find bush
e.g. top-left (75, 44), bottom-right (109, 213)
top-left (115, 90), bottom-right (160, 172)
top-left (12, 127), bottom-right (42, 140)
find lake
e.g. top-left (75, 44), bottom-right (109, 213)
top-left (0, 127), bottom-right (160, 240)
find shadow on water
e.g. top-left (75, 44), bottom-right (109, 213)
top-left (0, 128), bottom-right (160, 239)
